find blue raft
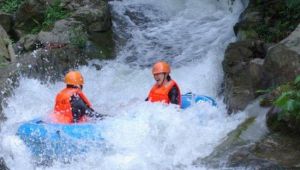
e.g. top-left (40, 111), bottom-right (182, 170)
top-left (17, 120), bottom-right (105, 160)
top-left (181, 92), bottom-right (217, 109)
top-left (17, 93), bottom-right (216, 159)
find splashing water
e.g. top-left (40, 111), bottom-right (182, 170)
top-left (0, 0), bottom-right (249, 169)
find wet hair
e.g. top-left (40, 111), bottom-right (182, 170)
top-left (166, 75), bottom-right (171, 81)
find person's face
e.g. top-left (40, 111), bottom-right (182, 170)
top-left (153, 73), bottom-right (166, 86)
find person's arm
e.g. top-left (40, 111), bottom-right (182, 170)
top-left (168, 86), bottom-right (180, 105)
top-left (70, 95), bottom-right (104, 122)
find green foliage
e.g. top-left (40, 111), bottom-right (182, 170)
top-left (286, 0), bottom-right (300, 9)
top-left (274, 75), bottom-right (300, 120)
top-left (256, 88), bottom-right (274, 95)
top-left (42, 0), bottom-right (69, 30)
top-left (0, 0), bottom-right (24, 13)
top-left (69, 26), bottom-right (88, 49)
top-left (30, 0), bottom-right (70, 34)
top-left (255, 0), bottom-right (300, 43)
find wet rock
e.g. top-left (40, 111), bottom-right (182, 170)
top-left (228, 134), bottom-right (300, 169)
top-left (195, 116), bottom-right (259, 168)
top-left (13, 0), bottom-right (114, 58)
top-left (61, 0), bottom-right (112, 34)
top-left (234, 5), bottom-right (263, 41)
top-left (0, 25), bottom-right (15, 63)
top-left (264, 24), bottom-right (300, 87)
top-left (0, 157), bottom-right (9, 170)
top-left (223, 40), bottom-right (267, 113)
top-left (69, 0), bottom-right (114, 58)
top-left (21, 46), bottom-right (89, 81)
top-left (15, 34), bottom-right (39, 53)
top-left (0, 12), bottom-right (13, 33)
top-left (0, 58), bottom-right (20, 121)
top-left (73, 4), bottom-right (111, 32)
top-left (37, 18), bottom-right (85, 45)
top-left (196, 107), bottom-right (300, 169)
top-left (15, 0), bottom-right (48, 36)
top-left (234, 0), bottom-right (299, 43)
top-left (267, 106), bottom-right (300, 134)
top-left (266, 106), bottom-right (286, 132)
top-left (227, 146), bottom-right (283, 169)
top-left (224, 24), bottom-right (300, 114)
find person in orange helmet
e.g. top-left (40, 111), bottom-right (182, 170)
top-left (50, 71), bottom-right (103, 124)
top-left (146, 61), bottom-right (181, 106)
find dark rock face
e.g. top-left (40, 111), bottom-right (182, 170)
top-left (267, 106), bottom-right (300, 134)
top-left (15, 0), bottom-right (47, 36)
top-left (227, 147), bottom-right (282, 169)
top-left (13, 0), bottom-right (114, 58)
top-left (22, 46), bottom-right (88, 81)
top-left (0, 157), bottom-right (9, 170)
top-left (0, 12), bottom-right (13, 33)
top-left (228, 134), bottom-right (300, 169)
top-left (234, 0), bottom-right (300, 43)
top-left (233, 2), bottom-right (263, 41)
top-left (224, 4), bottom-right (300, 114)
top-left (222, 40), bottom-right (267, 113)
top-left (0, 25), bottom-right (15, 63)
top-left (263, 25), bottom-right (300, 87)
top-left (0, 25), bottom-right (10, 63)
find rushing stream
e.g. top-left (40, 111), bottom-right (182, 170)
top-left (0, 0), bottom-right (253, 169)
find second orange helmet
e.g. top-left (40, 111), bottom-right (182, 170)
top-left (64, 71), bottom-right (84, 86)
top-left (152, 61), bottom-right (171, 75)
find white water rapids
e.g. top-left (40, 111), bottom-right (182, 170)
top-left (0, 0), bottom-right (252, 169)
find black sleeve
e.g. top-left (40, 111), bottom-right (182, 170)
top-left (168, 86), bottom-right (180, 105)
top-left (145, 97), bottom-right (149, 101)
top-left (70, 95), bottom-right (104, 122)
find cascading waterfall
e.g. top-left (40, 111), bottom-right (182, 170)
top-left (0, 0), bottom-right (250, 169)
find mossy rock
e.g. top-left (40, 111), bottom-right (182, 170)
top-left (237, 29), bottom-right (259, 41)
top-left (267, 106), bottom-right (300, 134)
top-left (87, 30), bottom-right (115, 59)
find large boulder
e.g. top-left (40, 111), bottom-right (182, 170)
top-left (228, 134), bottom-right (300, 168)
top-left (14, 0), bottom-right (48, 36)
top-left (71, 0), bottom-right (111, 32)
top-left (233, 1), bottom-right (263, 41)
top-left (68, 0), bottom-right (114, 58)
top-left (263, 24), bottom-right (300, 87)
top-left (267, 105), bottom-right (300, 134)
top-left (0, 12), bottom-right (13, 33)
top-left (14, 34), bottom-right (39, 53)
top-left (0, 157), bottom-right (9, 170)
top-left (14, 0), bottom-right (114, 57)
top-left (0, 25), bottom-right (15, 63)
top-left (37, 18), bottom-right (86, 46)
top-left (234, 0), bottom-right (299, 43)
top-left (20, 46), bottom-right (89, 81)
top-left (222, 40), bottom-right (267, 113)
top-left (227, 147), bottom-right (282, 169)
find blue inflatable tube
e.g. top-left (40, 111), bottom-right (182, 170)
top-left (17, 120), bottom-right (105, 160)
top-left (181, 92), bottom-right (217, 109)
top-left (17, 93), bottom-right (216, 159)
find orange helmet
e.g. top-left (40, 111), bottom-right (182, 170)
top-left (152, 61), bottom-right (170, 74)
top-left (64, 71), bottom-right (84, 86)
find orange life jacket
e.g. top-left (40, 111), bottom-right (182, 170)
top-left (148, 80), bottom-right (181, 107)
top-left (50, 87), bottom-right (92, 124)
